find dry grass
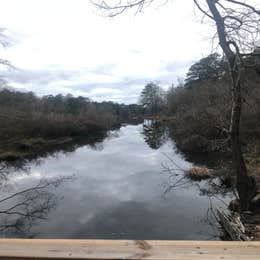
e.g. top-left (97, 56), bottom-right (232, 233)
top-left (185, 166), bottom-right (214, 181)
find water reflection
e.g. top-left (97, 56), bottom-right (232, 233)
top-left (0, 163), bottom-right (72, 237)
top-left (0, 123), bottom-right (232, 239)
top-left (0, 161), bottom-right (33, 192)
top-left (2, 130), bottom-right (111, 164)
top-left (142, 120), bottom-right (169, 149)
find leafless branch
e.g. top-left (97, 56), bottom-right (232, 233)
top-left (224, 0), bottom-right (260, 16)
top-left (0, 175), bottom-right (74, 235)
top-left (194, 0), bottom-right (214, 20)
top-left (90, 0), bottom-right (153, 16)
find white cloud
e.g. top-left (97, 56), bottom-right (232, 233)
top-left (0, 0), bottom-right (214, 103)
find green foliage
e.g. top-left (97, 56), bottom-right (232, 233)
top-left (139, 82), bottom-right (165, 114)
top-left (185, 53), bottom-right (227, 86)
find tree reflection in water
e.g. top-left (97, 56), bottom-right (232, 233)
top-left (0, 131), bottom-right (112, 237)
top-left (161, 157), bottom-right (234, 240)
top-left (142, 120), bottom-right (169, 149)
top-left (0, 162), bottom-right (72, 237)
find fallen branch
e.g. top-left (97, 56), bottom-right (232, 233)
top-left (217, 209), bottom-right (250, 241)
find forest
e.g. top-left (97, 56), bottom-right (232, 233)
top-left (0, 88), bottom-right (143, 160)
top-left (2, 52), bottom-right (259, 176)
top-left (140, 53), bottom-right (260, 157)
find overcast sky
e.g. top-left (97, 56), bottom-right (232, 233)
top-left (0, 0), bottom-right (214, 104)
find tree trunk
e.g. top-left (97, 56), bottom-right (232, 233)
top-left (229, 68), bottom-right (253, 211)
top-left (206, 0), bottom-right (254, 211)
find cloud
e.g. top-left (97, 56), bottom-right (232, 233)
top-left (1, 68), bottom-right (76, 84)
top-left (0, 0), bottom-right (214, 103)
top-left (0, 58), bottom-right (192, 103)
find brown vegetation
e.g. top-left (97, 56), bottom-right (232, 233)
top-left (185, 166), bottom-right (215, 181)
top-left (166, 68), bottom-right (260, 157)
top-left (0, 89), bottom-right (144, 161)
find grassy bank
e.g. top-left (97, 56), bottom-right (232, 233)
top-left (0, 113), bottom-right (113, 162)
top-left (0, 137), bottom-right (74, 161)
top-left (0, 131), bottom-right (110, 162)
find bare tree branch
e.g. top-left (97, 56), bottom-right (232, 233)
top-left (90, 0), bottom-right (156, 16)
top-left (0, 175), bottom-right (73, 235)
top-left (194, 0), bottom-right (214, 20)
top-left (224, 0), bottom-right (260, 16)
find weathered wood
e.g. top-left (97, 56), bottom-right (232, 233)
top-left (0, 239), bottom-right (260, 260)
top-left (217, 209), bottom-right (250, 241)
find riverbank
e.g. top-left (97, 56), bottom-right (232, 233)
top-left (185, 139), bottom-right (260, 240)
top-left (0, 132), bottom-right (109, 162)
top-left (1, 118), bottom-right (259, 240)
top-left (145, 116), bottom-right (260, 240)
top-left (0, 123), bottom-right (224, 239)
top-left (0, 137), bottom-right (74, 161)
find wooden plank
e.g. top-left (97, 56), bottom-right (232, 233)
top-left (0, 239), bottom-right (260, 260)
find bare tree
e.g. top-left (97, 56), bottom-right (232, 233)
top-left (91, 0), bottom-right (260, 211)
top-left (202, 0), bottom-right (260, 211)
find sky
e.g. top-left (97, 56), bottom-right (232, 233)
top-left (0, 0), bottom-right (214, 104)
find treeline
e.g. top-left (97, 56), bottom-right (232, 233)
top-left (0, 89), bottom-right (143, 141)
top-left (139, 53), bottom-right (260, 155)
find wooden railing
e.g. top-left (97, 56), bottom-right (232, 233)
top-left (0, 239), bottom-right (259, 259)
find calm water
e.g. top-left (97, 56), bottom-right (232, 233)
top-left (0, 121), bottom-right (232, 239)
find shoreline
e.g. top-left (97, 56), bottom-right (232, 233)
top-left (0, 133), bottom-right (108, 162)
top-left (0, 119), bottom-right (259, 241)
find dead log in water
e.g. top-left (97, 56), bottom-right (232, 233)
top-left (217, 209), bottom-right (250, 241)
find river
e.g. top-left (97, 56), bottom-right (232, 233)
top-left (0, 121), bottom-right (232, 239)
